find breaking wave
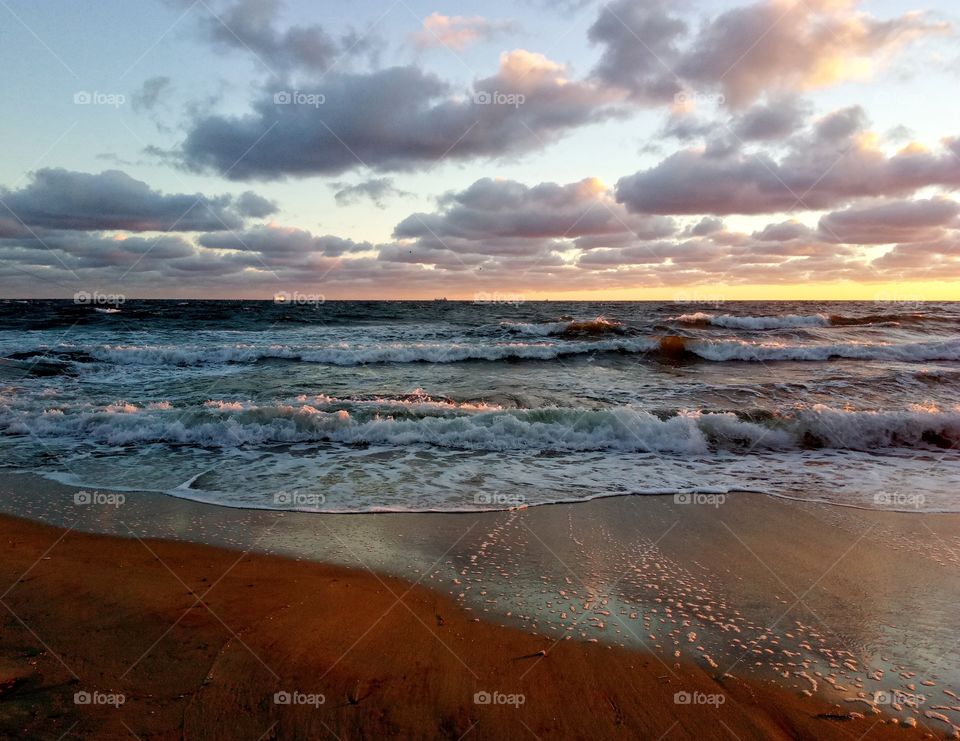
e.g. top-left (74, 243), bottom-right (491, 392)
top-left (4, 401), bottom-right (958, 453)
top-left (673, 311), bottom-right (954, 330)
top-left (673, 312), bottom-right (831, 329)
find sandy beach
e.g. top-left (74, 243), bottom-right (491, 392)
top-left (1, 473), bottom-right (958, 739)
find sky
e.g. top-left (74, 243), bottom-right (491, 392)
top-left (0, 0), bottom-right (958, 300)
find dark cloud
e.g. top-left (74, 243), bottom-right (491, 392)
top-left (199, 224), bottom-right (373, 258)
top-left (0, 233), bottom-right (196, 269)
top-left (0, 169), bottom-right (275, 232)
top-left (179, 51), bottom-right (624, 179)
top-left (872, 239), bottom-right (960, 279)
top-left (392, 177), bottom-right (674, 256)
top-left (587, 0), bottom-right (686, 104)
top-left (732, 98), bottom-right (809, 141)
top-left (616, 108), bottom-right (960, 215)
top-left (819, 197), bottom-right (960, 244)
top-left (753, 220), bottom-right (817, 242)
top-left (198, 0), bottom-right (369, 75)
top-left (688, 217), bottom-right (724, 236)
top-left (235, 190), bottom-right (278, 218)
top-left (131, 76), bottom-right (172, 113)
top-left (331, 178), bottom-right (414, 208)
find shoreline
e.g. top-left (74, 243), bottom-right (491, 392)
top-left (25, 468), bottom-right (960, 516)
top-left (0, 511), bottom-right (935, 740)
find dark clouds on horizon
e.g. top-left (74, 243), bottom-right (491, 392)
top-left (0, 169), bottom-right (276, 232)
top-left (3, 166), bottom-right (960, 294)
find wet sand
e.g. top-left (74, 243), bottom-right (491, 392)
top-left (1, 473), bottom-right (958, 738)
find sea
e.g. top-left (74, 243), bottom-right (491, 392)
top-left (1, 299), bottom-right (958, 513)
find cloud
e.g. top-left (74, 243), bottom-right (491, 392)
top-left (180, 51), bottom-right (624, 179)
top-left (819, 196), bottom-right (960, 243)
top-left (0, 169), bottom-right (276, 232)
top-left (589, 0), bottom-right (950, 108)
top-left (131, 76), bottom-right (172, 113)
top-left (196, 0), bottom-right (370, 75)
top-left (2, 211), bottom-right (956, 296)
top-left (688, 217), bottom-right (724, 236)
top-left (732, 97), bottom-right (810, 141)
top-left (331, 178), bottom-right (414, 208)
top-left (616, 107), bottom-right (960, 215)
top-left (587, 0), bottom-right (687, 105)
top-left (391, 176), bottom-right (675, 260)
top-left (236, 191), bottom-right (278, 218)
top-left (411, 13), bottom-right (517, 50)
top-left (753, 220), bottom-right (817, 242)
top-left (199, 224), bottom-right (373, 258)
top-left (872, 239), bottom-right (960, 279)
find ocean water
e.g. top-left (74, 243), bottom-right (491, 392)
top-left (1, 299), bottom-right (958, 513)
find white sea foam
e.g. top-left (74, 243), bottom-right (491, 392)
top-left (44, 335), bottom-right (960, 366)
top-left (85, 337), bottom-right (660, 366)
top-left (685, 338), bottom-right (960, 362)
top-left (673, 312), bottom-right (832, 329)
top-left (4, 401), bottom-right (958, 452)
top-left (501, 316), bottom-right (625, 336)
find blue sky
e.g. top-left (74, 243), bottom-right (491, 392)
top-left (1, 0), bottom-right (959, 298)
